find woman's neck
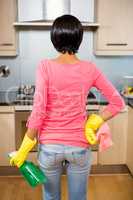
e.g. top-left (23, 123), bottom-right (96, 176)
top-left (54, 53), bottom-right (80, 64)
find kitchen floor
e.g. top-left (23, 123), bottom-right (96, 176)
top-left (0, 174), bottom-right (133, 200)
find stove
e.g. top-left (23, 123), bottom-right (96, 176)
top-left (13, 85), bottom-right (35, 105)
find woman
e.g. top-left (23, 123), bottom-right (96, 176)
top-left (10, 15), bottom-right (125, 200)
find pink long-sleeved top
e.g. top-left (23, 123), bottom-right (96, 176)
top-left (26, 59), bottom-right (125, 148)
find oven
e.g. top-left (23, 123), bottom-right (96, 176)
top-left (15, 110), bottom-right (38, 152)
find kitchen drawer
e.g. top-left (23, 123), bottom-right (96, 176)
top-left (0, 106), bottom-right (15, 113)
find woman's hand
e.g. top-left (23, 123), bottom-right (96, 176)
top-left (10, 134), bottom-right (37, 168)
top-left (85, 114), bottom-right (104, 145)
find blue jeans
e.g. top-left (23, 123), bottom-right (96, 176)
top-left (37, 144), bottom-right (92, 200)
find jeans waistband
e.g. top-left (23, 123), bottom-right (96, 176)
top-left (38, 143), bottom-right (89, 153)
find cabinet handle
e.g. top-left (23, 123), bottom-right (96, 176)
top-left (106, 43), bottom-right (127, 46)
top-left (0, 43), bottom-right (13, 46)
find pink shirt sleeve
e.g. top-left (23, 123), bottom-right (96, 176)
top-left (26, 61), bottom-right (48, 131)
top-left (92, 65), bottom-right (125, 116)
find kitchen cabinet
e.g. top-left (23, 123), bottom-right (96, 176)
top-left (94, 0), bottom-right (133, 55)
top-left (126, 107), bottom-right (133, 174)
top-left (98, 106), bottom-right (128, 164)
top-left (0, 106), bottom-right (15, 166)
top-left (0, 0), bottom-right (17, 56)
top-left (18, 0), bottom-right (70, 22)
top-left (18, 0), bottom-right (93, 23)
top-left (0, 106), bottom-right (37, 166)
top-left (18, 0), bottom-right (40, 21)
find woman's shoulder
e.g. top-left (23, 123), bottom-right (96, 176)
top-left (36, 59), bottom-right (50, 75)
top-left (37, 59), bottom-right (52, 71)
top-left (38, 58), bottom-right (97, 70)
top-left (80, 60), bottom-right (99, 70)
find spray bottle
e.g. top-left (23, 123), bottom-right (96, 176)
top-left (8, 151), bottom-right (47, 187)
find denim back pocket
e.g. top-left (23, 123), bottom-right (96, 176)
top-left (38, 144), bottom-right (56, 169)
top-left (72, 148), bottom-right (91, 167)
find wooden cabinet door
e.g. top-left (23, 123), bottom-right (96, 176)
top-left (98, 108), bottom-right (128, 164)
top-left (94, 0), bottom-right (133, 55)
top-left (126, 107), bottom-right (133, 174)
top-left (0, 113), bottom-right (15, 166)
top-left (0, 0), bottom-right (17, 56)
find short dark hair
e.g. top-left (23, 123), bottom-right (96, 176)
top-left (50, 15), bottom-right (83, 54)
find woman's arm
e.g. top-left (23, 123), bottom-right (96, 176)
top-left (85, 65), bottom-right (125, 145)
top-left (92, 65), bottom-right (125, 121)
top-left (26, 60), bottom-right (48, 133)
top-left (26, 128), bottom-right (38, 140)
top-left (99, 109), bottom-right (113, 121)
top-left (10, 61), bottom-right (48, 167)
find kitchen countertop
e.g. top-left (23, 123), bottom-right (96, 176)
top-left (0, 93), bottom-right (129, 112)
top-left (0, 100), bottom-right (108, 106)
top-left (0, 90), bottom-right (129, 108)
top-left (0, 105), bottom-right (15, 113)
top-left (0, 102), bottom-right (128, 113)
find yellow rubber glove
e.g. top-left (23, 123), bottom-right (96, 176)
top-left (85, 114), bottom-right (104, 145)
top-left (10, 134), bottom-right (36, 168)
